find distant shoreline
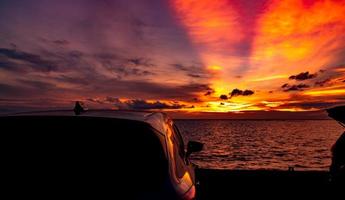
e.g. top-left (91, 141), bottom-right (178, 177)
top-left (173, 118), bottom-right (333, 121)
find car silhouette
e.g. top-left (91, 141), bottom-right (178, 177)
top-left (1, 108), bottom-right (203, 199)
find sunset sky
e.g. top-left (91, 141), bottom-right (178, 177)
top-left (1, 0), bottom-right (345, 118)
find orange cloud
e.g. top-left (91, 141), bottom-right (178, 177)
top-left (251, 0), bottom-right (345, 75)
top-left (170, 0), bottom-right (242, 51)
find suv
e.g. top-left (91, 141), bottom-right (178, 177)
top-left (1, 109), bottom-right (203, 199)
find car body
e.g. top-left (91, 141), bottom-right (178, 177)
top-left (327, 105), bottom-right (345, 184)
top-left (327, 105), bottom-right (345, 126)
top-left (1, 110), bottom-right (202, 199)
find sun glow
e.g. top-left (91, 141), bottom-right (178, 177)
top-left (304, 89), bottom-right (345, 96)
top-left (249, 75), bottom-right (288, 82)
top-left (169, 0), bottom-right (345, 113)
top-left (3, 1), bottom-right (345, 115)
top-left (207, 65), bottom-right (222, 71)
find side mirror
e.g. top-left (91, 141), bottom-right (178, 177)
top-left (186, 141), bottom-right (203, 157)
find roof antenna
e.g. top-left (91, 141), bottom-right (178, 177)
top-left (74, 101), bottom-right (86, 115)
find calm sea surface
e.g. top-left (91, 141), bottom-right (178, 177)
top-left (175, 120), bottom-right (344, 171)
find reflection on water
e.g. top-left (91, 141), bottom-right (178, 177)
top-left (175, 120), bottom-right (344, 170)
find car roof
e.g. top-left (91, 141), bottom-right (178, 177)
top-left (4, 110), bottom-right (171, 136)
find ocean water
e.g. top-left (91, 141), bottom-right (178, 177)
top-left (175, 120), bottom-right (344, 171)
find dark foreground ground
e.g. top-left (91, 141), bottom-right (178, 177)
top-left (195, 168), bottom-right (342, 199)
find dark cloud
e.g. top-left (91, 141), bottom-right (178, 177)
top-left (0, 48), bottom-right (84, 74)
top-left (204, 88), bottom-right (215, 96)
top-left (122, 99), bottom-right (189, 110)
top-left (53, 40), bottom-right (69, 46)
top-left (0, 82), bottom-right (55, 97)
top-left (97, 55), bottom-right (155, 78)
top-left (295, 102), bottom-right (337, 109)
top-left (65, 75), bottom-right (212, 101)
top-left (95, 54), bottom-right (157, 78)
top-left (276, 101), bottom-right (344, 110)
top-left (0, 60), bottom-right (16, 70)
top-left (129, 16), bottom-right (153, 42)
top-left (282, 83), bottom-right (310, 92)
top-left (86, 98), bottom-right (105, 104)
top-left (171, 63), bottom-right (209, 79)
top-left (67, 50), bottom-right (84, 59)
top-left (0, 97), bottom-right (75, 114)
top-left (204, 91), bottom-right (212, 96)
top-left (179, 83), bottom-right (211, 93)
top-left (331, 65), bottom-right (345, 72)
top-left (230, 89), bottom-right (243, 97)
top-left (242, 90), bottom-right (254, 96)
top-left (281, 83), bottom-right (289, 88)
top-left (0, 45), bottom-right (209, 103)
top-left (229, 89), bottom-right (255, 98)
top-left (86, 96), bottom-right (122, 105)
top-left (289, 71), bottom-right (317, 81)
top-left (87, 97), bottom-right (191, 110)
top-left (220, 95), bottom-right (228, 100)
top-left (18, 79), bottom-right (56, 90)
top-left (37, 50), bottom-right (85, 72)
top-left (0, 83), bottom-right (24, 96)
top-left (1, 72), bottom-right (214, 104)
top-left (172, 64), bottom-right (189, 71)
top-left (10, 43), bottom-right (17, 49)
top-left (187, 73), bottom-right (202, 78)
top-left (54, 74), bottom-right (90, 86)
top-left (315, 78), bottom-right (331, 87)
top-left (95, 53), bottom-right (118, 60)
top-left (105, 96), bottom-right (121, 103)
top-left (127, 68), bottom-right (153, 76)
top-left (0, 48), bottom-right (58, 72)
top-left (128, 58), bottom-right (155, 67)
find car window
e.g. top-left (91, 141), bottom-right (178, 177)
top-left (171, 124), bottom-right (186, 178)
top-left (173, 124), bottom-right (185, 158)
